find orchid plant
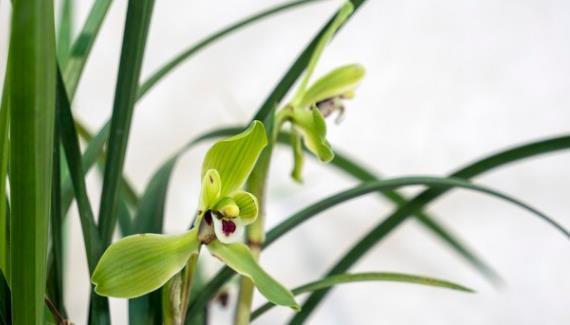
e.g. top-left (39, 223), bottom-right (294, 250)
top-left (92, 121), bottom-right (299, 311)
top-left (2, 0), bottom-right (567, 324)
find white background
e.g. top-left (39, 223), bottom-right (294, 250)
top-left (1, 0), bottom-right (569, 324)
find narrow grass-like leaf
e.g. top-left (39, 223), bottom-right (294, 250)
top-left (9, 0), bottom-right (57, 323)
top-left (47, 125), bottom-right (66, 317)
top-left (93, 0), bottom-right (155, 322)
top-left (0, 64), bottom-right (10, 281)
top-left (56, 68), bottom-right (101, 274)
top-left (251, 272), bottom-right (474, 320)
top-left (293, 135), bottom-right (570, 323)
top-left (98, 0), bottom-right (155, 249)
top-left (0, 270), bottom-right (11, 325)
top-left (57, 0), bottom-right (73, 65)
top-left (137, 0), bottom-right (326, 100)
top-left (63, 0), bottom-right (113, 98)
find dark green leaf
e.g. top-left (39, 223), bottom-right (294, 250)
top-left (137, 0), bottom-right (326, 100)
top-left (8, 0), bottom-right (57, 323)
top-left (0, 270), bottom-right (11, 325)
top-left (0, 60), bottom-right (10, 281)
top-left (251, 272), bottom-right (474, 320)
top-left (56, 67), bottom-right (102, 274)
top-left (63, 0), bottom-right (113, 98)
top-left (293, 135), bottom-right (570, 323)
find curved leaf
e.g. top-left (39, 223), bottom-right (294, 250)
top-left (92, 229), bottom-right (199, 298)
top-left (137, 0), bottom-right (327, 99)
top-left (251, 272), bottom-right (474, 320)
top-left (293, 135), bottom-right (570, 323)
top-left (207, 241), bottom-right (299, 311)
top-left (201, 121), bottom-right (267, 197)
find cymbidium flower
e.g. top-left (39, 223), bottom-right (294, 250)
top-left (91, 121), bottom-right (299, 311)
top-left (275, 2), bottom-right (365, 182)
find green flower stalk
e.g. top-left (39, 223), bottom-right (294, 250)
top-left (275, 2), bottom-right (365, 182)
top-left (91, 121), bottom-right (299, 313)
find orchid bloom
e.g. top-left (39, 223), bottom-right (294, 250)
top-left (275, 2), bottom-right (365, 182)
top-left (91, 121), bottom-right (299, 311)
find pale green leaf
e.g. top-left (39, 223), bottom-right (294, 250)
top-left (300, 64), bottom-right (365, 107)
top-left (92, 229), bottom-right (199, 298)
top-left (201, 121), bottom-right (267, 196)
top-left (207, 241), bottom-right (299, 310)
top-left (231, 191), bottom-right (258, 224)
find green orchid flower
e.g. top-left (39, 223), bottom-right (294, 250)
top-left (275, 2), bottom-right (365, 182)
top-left (91, 121), bottom-right (299, 311)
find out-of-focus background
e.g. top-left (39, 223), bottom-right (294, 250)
top-left (1, 0), bottom-right (569, 324)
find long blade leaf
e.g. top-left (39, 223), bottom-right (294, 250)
top-left (251, 272), bottom-right (474, 320)
top-left (92, 0), bottom-right (155, 323)
top-left (63, 0), bottom-right (113, 98)
top-left (137, 0), bottom-right (326, 100)
top-left (9, 0), bottom-right (57, 323)
top-left (0, 59), bottom-right (10, 281)
top-left (292, 135), bottom-right (570, 323)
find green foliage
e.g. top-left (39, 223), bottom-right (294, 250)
top-left (2, 0), bottom-right (566, 324)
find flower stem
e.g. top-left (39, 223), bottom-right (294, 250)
top-left (234, 144), bottom-right (273, 325)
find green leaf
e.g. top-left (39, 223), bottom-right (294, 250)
top-left (47, 123), bottom-right (66, 317)
top-left (94, 0), bottom-right (155, 321)
top-left (200, 169), bottom-right (222, 210)
top-left (206, 241), bottom-right (299, 311)
top-left (300, 64), bottom-right (365, 107)
top-left (0, 268), bottom-right (11, 325)
top-left (92, 229), bottom-right (200, 299)
top-left (98, 0), bottom-right (155, 248)
top-left (251, 272), bottom-right (473, 319)
top-left (201, 121), bottom-right (268, 197)
top-left (293, 136), bottom-right (570, 323)
top-left (63, 0), bottom-right (113, 98)
top-left (56, 68), bottom-right (101, 274)
top-left (0, 60), bottom-right (10, 282)
top-left (138, 0), bottom-right (326, 100)
top-left (57, 0), bottom-right (73, 65)
top-left (231, 191), bottom-right (258, 224)
top-left (9, 0), bottom-right (57, 323)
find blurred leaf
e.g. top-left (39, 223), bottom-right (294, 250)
top-left (137, 0), bottom-right (326, 100)
top-left (293, 135), bottom-right (570, 323)
top-left (0, 60), bottom-right (10, 281)
top-left (251, 272), bottom-right (474, 319)
top-left (57, 0), bottom-right (73, 65)
top-left (207, 241), bottom-right (299, 310)
top-left (202, 121), bottom-right (267, 197)
top-left (63, 0), bottom-right (113, 98)
top-left (92, 229), bottom-right (200, 299)
top-left (9, 0), bottom-right (57, 323)
top-left (0, 270), bottom-right (11, 325)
